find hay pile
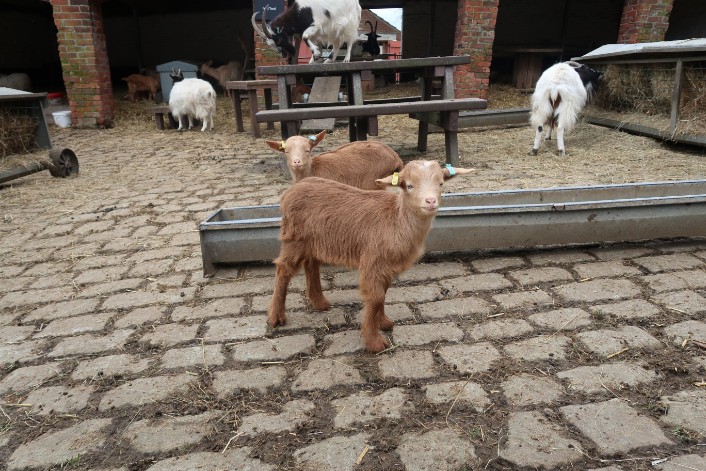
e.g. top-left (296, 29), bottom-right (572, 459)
top-left (0, 109), bottom-right (38, 158)
top-left (594, 62), bottom-right (706, 136)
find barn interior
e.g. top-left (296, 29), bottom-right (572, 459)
top-left (0, 0), bottom-right (704, 95)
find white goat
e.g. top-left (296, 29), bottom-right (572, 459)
top-left (530, 61), bottom-right (602, 156)
top-left (168, 78), bottom-right (216, 132)
top-left (268, 160), bottom-right (474, 353)
top-left (0, 73), bottom-right (32, 92)
top-left (252, 0), bottom-right (362, 64)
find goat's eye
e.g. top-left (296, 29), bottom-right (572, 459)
top-left (439, 182), bottom-right (444, 187)
top-left (406, 184), bottom-right (413, 190)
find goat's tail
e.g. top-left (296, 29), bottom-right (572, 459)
top-left (530, 85), bottom-right (584, 134)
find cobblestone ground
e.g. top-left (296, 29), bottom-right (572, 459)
top-left (1, 100), bottom-right (706, 470)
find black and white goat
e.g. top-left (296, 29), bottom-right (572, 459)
top-left (529, 61), bottom-right (602, 156)
top-left (252, 0), bottom-right (362, 64)
top-left (362, 21), bottom-right (380, 57)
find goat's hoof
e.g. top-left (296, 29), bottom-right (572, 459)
top-left (379, 315), bottom-right (394, 332)
top-left (267, 313), bottom-right (287, 327)
top-left (545, 137), bottom-right (552, 141)
top-left (529, 148), bottom-right (538, 156)
top-left (364, 334), bottom-right (390, 354)
top-left (557, 150), bottom-right (566, 156)
top-left (310, 297), bottom-right (331, 311)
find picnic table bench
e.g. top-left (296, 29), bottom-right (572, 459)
top-left (256, 56), bottom-right (488, 166)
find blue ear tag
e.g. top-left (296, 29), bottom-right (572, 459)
top-left (308, 135), bottom-right (317, 142)
top-left (445, 164), bottom-right (456, 176)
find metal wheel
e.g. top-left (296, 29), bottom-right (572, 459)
top-left (48, 148), bottom-right (79, 178)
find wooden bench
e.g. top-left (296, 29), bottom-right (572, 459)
top-left (151, 105), bottom-right (177, 130)
top-left (225, 80), bottom-right (276, 138)
top-left (255, 98), bottom-right (487, 165)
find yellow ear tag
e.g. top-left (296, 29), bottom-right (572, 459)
top-left (279, 141), bottom-right (286, 151)
top-left (391, 172), bottom-right (399, 186)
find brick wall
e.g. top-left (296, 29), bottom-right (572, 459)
top-left (618, 0), bottom-right (674, 44)
top-left (50, 0), bottom-right (113, 128)
top-left (453, 0), bottom-right (499, 100)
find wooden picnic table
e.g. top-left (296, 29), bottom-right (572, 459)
top-left (225, 79), bottom-right (276, 138)
top-left (256, 56), bottom-right (487, 166)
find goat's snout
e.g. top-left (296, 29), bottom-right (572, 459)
top-left (423, 195), bottom-right (439, 211)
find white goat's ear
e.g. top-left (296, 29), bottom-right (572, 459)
top-left (309, 131), bottom-right (326, 149)
top-left (265, 140), bottom-right (287, 152)
top-left (442, 164), bottom-right (475, 180)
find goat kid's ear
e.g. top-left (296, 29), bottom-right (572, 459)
top-left (309, 131), bottom-right (326, 149)
top-left (375, 172), bottom-right (405, 189)
top-left (442, 165), bottom-right (475, 180)
top-left (265, 140), bottom-right (287, 152)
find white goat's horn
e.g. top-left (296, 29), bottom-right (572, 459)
top-left (262, 10), bottom-right (274, 39)
top-left (566, 61), bottom-right (582, 68)
top-left (251, 11), bottom-right (270, 41)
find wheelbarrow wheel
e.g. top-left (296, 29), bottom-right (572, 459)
top-left (48, 148), bottom-right (79, 178)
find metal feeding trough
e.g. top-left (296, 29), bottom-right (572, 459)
top-left (199, 180), bottom-right (706, 276)
top-left (0, 148), bottom-right (79, 185)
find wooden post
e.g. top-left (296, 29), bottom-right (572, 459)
top-left (669, 59), bottom-right (684, 136)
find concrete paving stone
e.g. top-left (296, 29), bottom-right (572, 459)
top-left (238, 399), bottom-right (315, 436)
top-left (471, 256), bottom-right (526, 273)
top-left (128, 247), bottom-right (185, 263)
top-left (98, 373), bottom-right (195, 411)
top-left (660, 389), bottom-right (706, 436)
top-left (437, 342), bottom-right (502, 374)
top-left (0, 339), bottom-right (47, 366)
top-left (280, 307), bottom-right (348, 331)
top-left (82, 227), bottom-right (133, 242)
top-left (397, 262), bottom-right (469, 282)
top-left (128, 258), bottom-right (175, 277)
top-left (554, 278), bottom-right (641, 303)
top-left (423, 380), bottom-right (491, 411)
top-left (73, 265), bottom-right (130, 285)
top-left (285, 273), bottom-right (331, 293)
top-left (212, 366), bottom-right (287, 397)
top-left (643, 270), bottom-right (706, 293)
top-left (467, 318), bottom-right (534, 340)
top-left (71, 354), bottom-right (152, 380)
top-left (576, 326), bottom-right (663, 356)
top-left (653, 290), bottom-right (706, 315)
top-left (492, 289), bottom-right (554, 310)
top-left (203, 316), bottom-right (267, 342)
top-left (3, 247), bottom-right (54, 265)
top-left (589, 245), bottom-right (655, 261)
top-left (145, 447), bottom-right (274, 471)
top-left (385, 284), bottom-right (442, 304)
top-left (49, 329), bottom-right (134, 357)
top-left (75, 278), bottom-right (144, 298)
top-left (139, 323), bottom-right (200, 348)
top-left (322, 288), bottom-right (361, 306)
top-left (157, 221), bottom-right (197, 236)
top-left (23, 234), bottom-right (75, 251)
top-left (113, 214), bottom-right (151, 229)
top-left (501, 373), bottom-right (566, 407)
top-left (0, 312), bottom-right (20, 326)
top-left (154, 213), bottom-right (185, 224)
top-left (200, 277), bottom-right (274, 298)
top-left (0, 363), bottom-right (64, 395)
top-left (557, 361), bottom-right (659, 395)
top-left (114, 306), bottom-right (167, 328)
top-left (378, 349), bottom-right (437, 380)
top-left (161, 344), bottom-right (225, 369)
top-left (38, 223), bottom-right (74, 237)
top-left (573, 260), bottom-right (643, 279)
top-left (291, 358), bottom-right (364, 392)
top-left (504, 335), bottom-right (571, 361)
top-left (664, 320), bottom-right (706, 346)
top-left (73, 219), bottom-right (115, 235)
top-left (125, 410), bottom-right (222, 453)
top-left (101, 286), bottom-right (194, 310)
top-left (561, 399), bottom-right (673, 454)
top-left (655, 455), bottom-right (706, 471)
top-left (501, 411), bottom-right (583, 468)
top-left (172, 298), bottom-right (245, 321)
top-left (34, 312), bottom-right (113, 338)
top-left (241, 264), bottom-right (277, 278)
top-left (392, 322), bottom-right (464, 346)
top-left (0, 325), bottom-right (35, 343)
top-left (508, 266), bottom-right (574, 286)
top-left (353, 303), bottom-right (415, 325)
top-left (230, 334), bottom-right (316, 362)
top-left (528, 307), bottom-right (592, 330)
top-left (174, 256), bottom-right (203, 273)
top-left (331, 388), bottom-right (414, 428)
top-left (28, 273), bottom-right (72, 290)
top-left (72, 254), bottom-right (126, 270)
top-left (417, 297), bottom-right (493, 320)
top-left (251, 292), bottom-right (305, 312)
top-left (0, 265), bottom-right (25, 278)
top-left (101, 237), bottom-right (165, 253)
top-left (293, 432), bottom-right (369, 471)
top-left (170, 231), bottom-right (200, 246)
top-left (589, 299), bottom-right (662, 320)
top-left (26, 385), bottom-right (94, 415)
top-left (397, 428), bottom-right (477, 471)
top-left (439, 273), bottom-right (513, 294)
top-left (22, 261), bottom-right (72, 277)
top-left (527, 250), bottom-right (595, 265)
top-left (6, 418), bottom-right (112, 471)
top-left (324, 330), bottom-right (365, 356)
top-left (0, 286), bottom-right (74, 309)
top-left (634, 253), bottom-right (704, 273)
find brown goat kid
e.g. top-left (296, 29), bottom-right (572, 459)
top-left (199, 60), bottom-right (243, 97)
top-left (268, 160), bottom-right (474, 353)
top-left (122, 74), bottom-right (160, 102)
top-left (266, 131), bottom-right (404, 190)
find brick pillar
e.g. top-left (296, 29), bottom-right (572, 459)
top-left (453, 0), bottom-right (498, 100)
top-left (50, 0), bottom-right (113, 128)
top-left (617, 0), bottom-right (674, 44)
